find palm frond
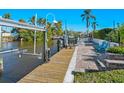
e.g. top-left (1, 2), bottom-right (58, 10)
top-left (91, 15), bottom-right (96, 20)
top-left (81, 14), bottom-right (85, 17)
top-left (84, 9), bottom-right (91, 14)
top-left (82, 17), bottom-right (85, 21)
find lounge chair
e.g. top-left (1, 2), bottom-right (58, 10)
top-left (95, 41), bottom-right (109, 53)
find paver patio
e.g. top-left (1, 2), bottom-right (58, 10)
top-left (75, 41), bottom-right (99, 72)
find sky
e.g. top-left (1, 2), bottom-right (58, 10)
top-left (0, 9), bottom-right (124, 32)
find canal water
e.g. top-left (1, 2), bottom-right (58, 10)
top-left (0, 40), bottom-right (58, 83)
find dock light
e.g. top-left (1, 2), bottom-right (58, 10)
top-left (53, 20), bottom-right (58, 24)
top-left (38, 56), bottom-right (42, 59)
top-left (18, 54), bottom-right (22, 58)
top-left (44, 13), bottom-right (57, 63)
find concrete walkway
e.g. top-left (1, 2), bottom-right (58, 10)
top-left (75, 41), bottom-right (99, 72)
top-left (63, 46), bottom-right (78, 83)
top-left (63, 39), bottom-right (99, 82)
top-left (18, 48), bottom-right (74, 83)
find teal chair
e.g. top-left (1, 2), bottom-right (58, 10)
top-left (95, 41), bottom-right (109, 53)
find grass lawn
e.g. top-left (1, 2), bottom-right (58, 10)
top-left (74, 70), bottom-right (124, 83)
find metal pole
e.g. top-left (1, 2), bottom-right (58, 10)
top-left (44, 13), bottom-right (56, 62)
top-left (44, 19), bottom-right (48, 62)
top-left (34, 14), bottom-right (37, 54)
top-left (65, 20), bottom-right (68, 48)
top-left (0, 16), bottom-right (2, 48)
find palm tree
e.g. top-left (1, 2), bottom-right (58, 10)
top-left (92, 21), bottom-right (98, 31)
top-left (29, 16), bottom-right (35, 25)
top-left (37, 18), bottom-right (46, 26)
top-left (19, 19), bottom-right (26, 23)
top-left (11, 19), bottom-right (26, 40)
top-left (81, 9), bottom-right (96, 36)
top-left (92, 21), bottom-right (98, 38)
top-left (46, 22), bottom-right (52, 30)
top-left (54, 21), bottom-right (63, 36)
top-left (2, 13), bottom-right (11, 19)
top-left (55, 21), bottom-right (62, 29)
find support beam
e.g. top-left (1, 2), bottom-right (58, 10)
top-left (0, 17), bottom-right (45, 31)
top-left (44, 29), bottom-right (48, 62)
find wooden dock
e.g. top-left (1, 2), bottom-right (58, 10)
top-left (18, 48), bottom-right (75, 83)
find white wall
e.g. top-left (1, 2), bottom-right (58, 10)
top-left (2, 32), bottom-right (11, 37)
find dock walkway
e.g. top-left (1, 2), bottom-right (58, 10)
top-left (18, 48), bottom-right (74, 83)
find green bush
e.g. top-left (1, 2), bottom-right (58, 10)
top-left (107, 46), bottom-right (124, 54)
top-left (74, 70), bottom-right (124, 83)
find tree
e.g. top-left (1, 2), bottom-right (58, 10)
top-left (93, 28), bottom-right (113, 40)
top-left (19, 19), bottom-right (26, 23)
top-left (11, 18), bottom-right (34, 41)
top-left (37, 18), bottom-right (46, 26)
top-left (117, 24), bottom-right (124, 46)
top-left (54, 21), bottom-right (63, 36)
top-left (92, 21), bottom-right (98, 38)
top-left (2, 13), bottom-right (11, 19)
top-left (81, 9), bottom-right (96, 36)
top-left (92, 21), bottom-right (98, 31)
top-left (11, 15), bottom-right (63, 43)
top-left (29, 16), bottom-right (35, 25)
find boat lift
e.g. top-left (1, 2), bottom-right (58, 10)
top-left (0, 15), bottom-right (48, 62)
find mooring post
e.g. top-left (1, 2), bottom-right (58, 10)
top-left (57, 39), bottom-right (60, 52)
top-left (44, 29), bottom-right (48, 63)
top-left (43, 31), bottom-right (46, 63)
top-left (42, 17), bottom-right (48, 63)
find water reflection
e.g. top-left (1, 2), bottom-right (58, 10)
top-left (0, 40), bottom-right (58, 83)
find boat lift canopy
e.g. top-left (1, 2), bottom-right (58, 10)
top-left (0, 16), bottom-right (46, 57)
top-left (0, 17), bottom-right (45, 31)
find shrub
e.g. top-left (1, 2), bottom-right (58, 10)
top-left (107, 46), bottom-right (124, 54)
top-left (74, 70), bottom-right (124, 83)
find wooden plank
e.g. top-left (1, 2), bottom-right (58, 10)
top-left (18, 48), bottom-right (74, 83)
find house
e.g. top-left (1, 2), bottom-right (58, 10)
top-left (2, 32), bottom-right (11, 37)
top-left (1, 31), bottom-right (13, 42)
